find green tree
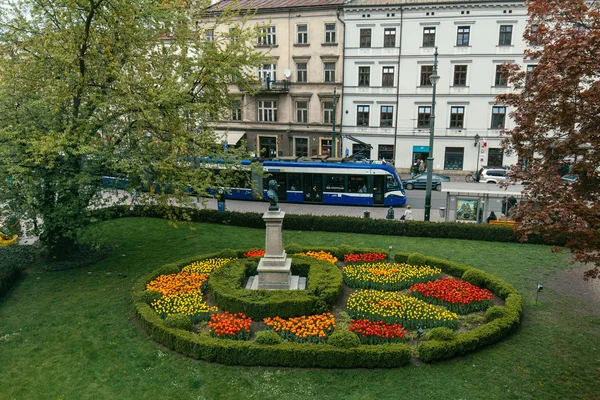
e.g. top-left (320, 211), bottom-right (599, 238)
top-left (0, 0), bottom-right (267, 258)
top-left (498, 0), bottom-right (599, 279)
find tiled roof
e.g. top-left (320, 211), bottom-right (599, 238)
top-left (208, 0), bottom-right (345, 11)
top-left (346, 0), bottom-right (522, 5)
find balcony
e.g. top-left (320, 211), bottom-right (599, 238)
top-left (257, 79), bottom-right (290, 93)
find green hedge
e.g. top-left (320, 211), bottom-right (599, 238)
top-left (0, 246), bottom-right (34, 297)
top-left (133, 247), bottom-right (522, 367)
top-left (92, 205), bottom-right (563, 246)
top-left (208, 255), bottom-right (342, 319)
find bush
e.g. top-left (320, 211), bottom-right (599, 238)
top-left (164, 313), bottom-right (193, 331)
top-left (92, 205), bottom-right (564, 246)
top-left (254, 330), bottom-right (283, 345)
top-left (0, 246), bottom-right (35, 297)
top-left (328, 330), bottom-right (360, 349)
top-left (406, 252), bottom-right (429, 267)
top-left (485, 306), bottom-right (508, 322)
top-left (138, 290), bottom-right (162, 305)
top-left (427, 327), bottom-right (455, 341)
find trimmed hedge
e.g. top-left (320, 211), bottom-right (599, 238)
top-left (208, 256), bottom-right (342, 319)
top-left (92, 205), bottom-right (564, 246)
top-left (133, 247), bottom-right (522, 367)
top-left (0, 246), bottom-right (34, 297)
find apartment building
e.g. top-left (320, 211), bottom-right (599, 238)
top-left (341, 0), bottom-right (530, 172)
top-left (206, 0), bottom-right (345, 159)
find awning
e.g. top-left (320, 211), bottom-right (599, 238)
top-left (216, 131), bottom-right (246, 146)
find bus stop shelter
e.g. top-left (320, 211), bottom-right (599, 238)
top-left (440, 183), bottom-right (526, 223)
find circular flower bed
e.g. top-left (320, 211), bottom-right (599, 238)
top-left (133, 247), bottom-right (522, 368)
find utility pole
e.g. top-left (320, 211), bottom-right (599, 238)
top-left (332, 87), bottom-right (337, 157)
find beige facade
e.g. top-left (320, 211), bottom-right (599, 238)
top-left (207, 0), bottom-right (345, 159)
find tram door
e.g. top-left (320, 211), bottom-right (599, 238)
top-left (303, 174), bottom-right (322, 204)
top-left (373, 175), bottom-right (385, 205)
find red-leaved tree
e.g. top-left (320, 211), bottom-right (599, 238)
top-left (498, 0), bottom-right (599, 279)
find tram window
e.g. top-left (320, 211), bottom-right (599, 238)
top-left (325, 175), bottom-right (346, 192)
top-left (288, 173), bottom-right (301, 191)
top-left (348, 175), bottom-right (368, 193)
top-left (386, 176), bottom-right (398, 192)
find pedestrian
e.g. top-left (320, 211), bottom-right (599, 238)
top-left (474, 167), bottom-right (483, 182)
top-left (400, 205), bottom-right (413, 221)
top-left (411, 160), bottom-right (418, 177)
top-left (386, 206), bottom-right (395, 220)
top-left (486, 211), bottom-right (497, 223)
top-left (418, 159), bottom-right (425, 173)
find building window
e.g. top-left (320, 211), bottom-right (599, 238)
top-left (382, 66), bottom-right (394, 87)
top-left (295, 138), bottom-right (308, 157)
top-left (378, 145), bottom-right (394, 161)
top-left (325, 23), bottom-right (336, 43)
top-left (495, 65), bottom-right (508, 86)
top-left (205, 29), bottom-right (214, 42)
top-left (384, 28), bottom-right (396, 48)
top-left (420, 65), bottom-right (434, 86)
top-left (457, 26), bottom-right (470, 46)
top-left (357, 105), bottom-right (370, 126)
top-left (360, 28), bottom-right (371, 48)
top-left (358, 66), bottom-right (370, 86)
top-left (444, 147), bottom-right (464, 170)
top-left (296, 101), bottom-right (308, 123)
top-left (323, 101), bottom-right (334, 124)
top-left (423, 27), bottom-right (436, 47)
top-left (231, 100), bottom-right (242, 121)
top-left (488, 148), bottom-right (504, 167)
top-left (380, 106), bottom-right (393, 127)
top-left (450, 106), bottom-right (465, 128)
top-left (259, 136), bottom-right (277, 158)
top-left (352, 144), bottom-right (371, 160)
top-left (258, 25), bottom-right (276, 46)
top-left (499, 25), bottom-right (513, 46)
top-left (296, 62), bottom-right (307, 83)
top-left (417, 106), bottom-right (431, 128)
top-left (324, 62), bottom-right (336, 83)
top-left (258, 64), bottom-right (277, 84)
top-left (453, 65), bottom-right (468, 86)
top-left (321, 139), bottom-right (332, 157)
top-left (258, 101), bottom-right (278, 122)
top-left (297, 24), bottom-right (308, 44)
top-left (491, 106), bottom-right (506, 129)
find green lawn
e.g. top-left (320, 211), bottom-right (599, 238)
top-left (1, 217), bottom-right (598, 400)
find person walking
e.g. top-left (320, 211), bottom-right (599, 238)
top-left (386, 206), bottom-right (395, 220)
top-left (400, 205), bottom-right (413, 221)
top-left (418, 158), bottom-right (425, 173)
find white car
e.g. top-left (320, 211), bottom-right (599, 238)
top-left (479, 168), bottom-right (508, 184)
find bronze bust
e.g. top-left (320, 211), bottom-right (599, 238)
top-left (267, 179), bottom-right (279, 211)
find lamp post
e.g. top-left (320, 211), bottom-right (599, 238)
top-left (332, 88), bottom-right (337, 157)
top-left (474, 134), bottom-right (481, 174)
top-left (424, 47), bottom-right (440, 222)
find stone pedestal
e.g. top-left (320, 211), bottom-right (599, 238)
top-left (247, 209), bottom-right (305, 290)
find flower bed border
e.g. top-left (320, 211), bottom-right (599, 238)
top-left (132, 247), bottom-right (522, 367)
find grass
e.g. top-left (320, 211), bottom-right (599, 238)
top-left (0, 217), bottom-right (599, 399)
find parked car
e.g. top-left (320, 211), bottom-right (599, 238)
top-left (402, 173), bottom-right (450, 191)
top-left (561, 174), bottom-right (579, 184)
top-left (479, 167), bottom-right (508, 184)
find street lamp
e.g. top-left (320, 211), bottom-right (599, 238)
top-left (474, 134), bottom-right (481, 174)
top-left (424, 47), bottom-right (440, 222)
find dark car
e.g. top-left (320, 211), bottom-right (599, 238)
top-left (402, 173), bottom-right (450, 191)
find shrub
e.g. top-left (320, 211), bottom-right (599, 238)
top-left (164, 313), bottom-right (193, 331)
top-left (485, 306), bottom-right (508, 322)
top-left (328, 330), bottom-right (360, 349)
top-left (43, 242), bottom-right (111, 271)
top-left (427, 327), bottom-right (455, 341)
top-left (208, 256), bottom-right (342, 319)
top-left (254, 330), bottom-right (283, 345)
top-left (406, 252), bottom-right (429, 267)
top-left (0, 246), bottom-right (34, 297)
top-left (139, 289), bottom-right (162, 305)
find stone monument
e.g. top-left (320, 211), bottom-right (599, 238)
top-left (246, 180), bottom-right (306, 290)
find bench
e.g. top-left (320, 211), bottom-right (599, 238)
top-left (489, 220), bottom-right (518, 227)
